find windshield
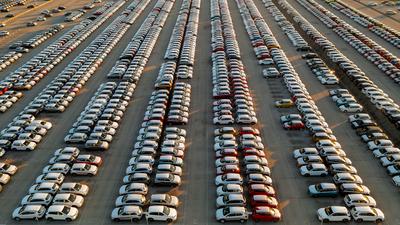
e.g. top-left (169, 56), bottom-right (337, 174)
top-left (163, 207), bottom-right (170, 215)
top-left (325, 207), bottom-right (333, 215)
top-left (74, 184), bottom-right (82, 190)
top-left (2, 164), bottom-right (10, 170)
top-left (68, 195), bottom-right (76, 202)
top-left (62, 207), bottom-right (70, 214)
top-left (223, 207), bottom-right (230, 216)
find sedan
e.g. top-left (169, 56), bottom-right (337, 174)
top-left (308, 183), bottom-right (338, 197)
top-left (317, 206), bottom-right (351, 222)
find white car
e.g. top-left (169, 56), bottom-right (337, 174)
top-left (36, 172), bottom-right (65, 185)
top-left (52, 193), bottom-right (84, 207)
top-left (299, 164), bottom-right (328, 176)
top-left (215, 173), bottom-right (243, 186)
top-left (392, 175), bottom-right (400, 187)
top-left (216, 206), bottom-right (248, 223)
top-left (344, 194), bottom-right (376, 207)
top-left (317, 206), bottom-right (350, 222)
top-left (0, 162), bottom-right (18, 175)
top-left (115, 194), bottom-right (147, 207)
top-left (30, 120), bottom-right (52, 129)
top-left (350, 206), bottom-right (384, 223)
top-left (0, 172), bottom-right (10, 184)
top-left (333, 173), bottom-right (363, 184)
top-left (111, 206), bottom-right (143, 222)
top-left (339, 103), bottom-right (363, 113)
top-left (213, 115), bottom-right (234, 125)
top-left (13, 205), bottom-right (46, 221)
top-left (54, 147), bottom-right (80, 157)
top-left (145, 205), bottom-right (177, 222)
top-left (43, 163), bottom-right (70, 174)
top-left (45, 205), bottom-right (79, 221)
top-left (29, 182), bottom-right (59, 195)
top-left (292, 147), bottom-right (319, 158)
top-left (59, 182), bottom-right (89, 196)
top-left (64, 133), bottom-right (87, 144)
top-left (18, 133), bottom-right (42, 143)
top-left (236, 114), bottom-right (257, 124)
top-left (70, 163), bottom-right (98, 176)
top-left (21, 193), bottom-right (53, 206)
top-left (11, 140), bottom-right (36, 151)
top-left (368, 139), bottom-right (393, 150)
top-left (216, 184), bottom-right (243, 196)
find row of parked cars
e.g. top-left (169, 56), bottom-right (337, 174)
top-left (65, 82), bottom-right (135, 150)
top-left (107, 0), bottom-right (171, 81)
top-left (211, 0), bottom-right (258, 126)
top-left (0, 113), bottom-right (52, 151)
top-left (0, 0), bottom-right (125, 113)
top-left (213, 127), bottom-right (280, 223)
top-left (12, 147), bottom-right (103, 221)
top-left (211, 0), bottom-right (281, 223)
top-left (0, 162), bottom-right (17, 192)
top-left (304, 54), bottom-right (339, 85)
top-left (164, 0), bottom-right (199, 79)
top-left (345, 113), bottom-right (400, 186)
top-left (0, 0), bottom-right (26, 11)
top-left (0, 51), bottom-right (22, 73)
top-left (299, 0), bottom-right (400, 85)
top-left (9, 24), bottom-right (65, 53)
top-left (329, 89), bottom-right (364, 113)
top-left (268, 6), bottom-right (340, 85)
top-left (279, 0), bottom-right (400, 131)
top-left (326, 0), bottom-right (400, 49)
top-left (263, 0), bottom-right (386, 222)
top-left (0, 90), bottom-right (22, 112)
top-left (111, 0), bottom-right (189, 222)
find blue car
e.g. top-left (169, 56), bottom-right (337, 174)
top-left (308, 183), bottom-right (338, 197)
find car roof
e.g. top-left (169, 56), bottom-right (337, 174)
top-left (330, 206), bottom-right (348, 213)
top-left (148, 205), bottom-right (165, 212)
top-left (47, 205), bottom-right (67, 212)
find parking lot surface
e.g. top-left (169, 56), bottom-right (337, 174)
top-left (0, 0), bottom-right (400, 224)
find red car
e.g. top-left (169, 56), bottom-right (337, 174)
top-left (75, 154), bottom-right (102, 166)
top-left (216, 164), bottom-right (240, 175)
top-left (283, 120), bottom-right (305, 130)
top-left (243, 148), bottom-right (266, 157)
top-left (238, 127), bottom-right (260, 135)
top-left (248, 184), bottom-right (276, 196)
top-left (215, 149), bottom-right (238, 158)
top-left (250, 195), bottom-right (278, 208)
top-left (251, 206), bottom-right (281, 222)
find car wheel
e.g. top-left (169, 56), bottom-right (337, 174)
top-left (376, 219), bottom-right (383, 223)
top-left (14, 217), bottom-right (20, 221)
top-left (219, 219), bottom-right (225, 223)
top-left (344, 110), bottom-right (347, 113)
top-left (167, 219), bottom-right (172, 223)
top-left (66, 218), bottom-right (72, 222)
top-left (133, 218), bottom-right (139, 222)
top-left (323, 219), bottom-right (329, 223)
top-left (148, 218), bottom-right (154, 222)
top-left (304, 173), bottom-right (310, 177)
top-left (321, 173), bottom-right (327, 177)
top-left (356, 218), bottom-right (363, 223)
top-left (342, 218), bottom-right (349, 222)
top-left (47, 217), bottom-right (53, 221)
top-left (113, 218), bottom-right (120, 222)
top-left (240, 219), bottom-right (245, 223)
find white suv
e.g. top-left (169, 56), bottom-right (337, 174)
top-left (45, 205), bottom-right (79, 221)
